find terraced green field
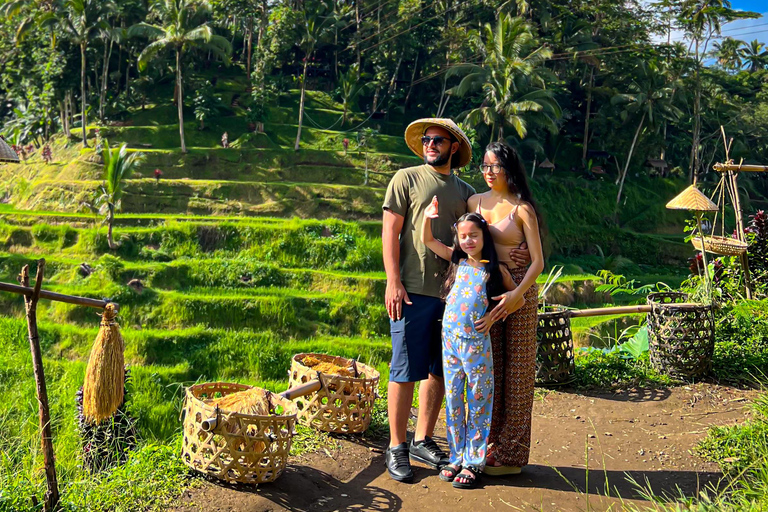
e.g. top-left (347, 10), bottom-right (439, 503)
top-left (0, 80), bottom-right (704, 508)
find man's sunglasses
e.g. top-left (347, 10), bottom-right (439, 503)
top-left (421, 135), bottom-right (453, 146)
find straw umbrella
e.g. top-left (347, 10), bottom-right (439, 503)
top-left (0, 136), bottom-right (20, 163)
top-left (539, 158), bottom-right (555, 170)
top-left (666, 184), bottom-right (718, 297)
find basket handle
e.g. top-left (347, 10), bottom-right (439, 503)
top-left (279, 378), bottom-right (322, 400)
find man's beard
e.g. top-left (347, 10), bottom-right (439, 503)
top-left (424, 151), bottom-right (451, 167)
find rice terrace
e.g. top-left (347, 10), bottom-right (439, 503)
top-left (1, 0), bottom-right (768, 510)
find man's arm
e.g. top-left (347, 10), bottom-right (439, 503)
top-left (382, 208), bottom-right (411, 321)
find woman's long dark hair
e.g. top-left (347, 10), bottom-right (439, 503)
top-left (441, 213), bottom-right (506, 302)
top-left (485, 142), bottom-right (546, 240)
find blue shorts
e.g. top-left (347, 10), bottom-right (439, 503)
top-left (389, 293), bottom-right (445, 383)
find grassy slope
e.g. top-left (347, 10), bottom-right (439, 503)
top-left (0, 79), bottom-right (750, 509)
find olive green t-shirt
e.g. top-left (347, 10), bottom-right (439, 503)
top-left (383, 164), bottom-right (476, 298)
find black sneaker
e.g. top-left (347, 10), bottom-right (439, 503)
top-left (409, 436), bottom-right (449, 469)
top-left (385, 442), bottom-right (414, 483)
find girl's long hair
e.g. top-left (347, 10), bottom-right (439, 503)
top-left (441, 213), bottom-right (506, 302)
top-left (485, 142), bottom-right (546, 240)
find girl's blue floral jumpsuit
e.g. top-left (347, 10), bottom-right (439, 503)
top-left (442, 260), bottom-right (494, 468)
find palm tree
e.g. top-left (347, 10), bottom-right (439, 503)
top-left (338, 63), bottom-right (365, 126)
top-left (450, 15), bottom-right (560, 142)
top-left (58, 0), bottom-right (115, 148)
top-left (679, 0), bottom-right (758, 181)
top-left (612, 60), bottom-right (682, 208)
top-left (129, 0), bottom-right (231, 153)
top-left (739, 39), bottom-right (768, 72)
top-left (294, 0), bottom-right (337, 151)
top-left (713, 37), bottom-right (743, 71)
top-left (96, 140), bottom-right (145, 249)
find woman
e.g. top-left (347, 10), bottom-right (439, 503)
top-left (468, 142), bottom-right (545, 476)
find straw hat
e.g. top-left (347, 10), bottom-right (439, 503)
top-left (404, 118), bottom-right (472, 169)
top-left (666, 184), bottom-right (717, 212)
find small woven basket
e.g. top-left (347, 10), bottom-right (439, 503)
top-left (647, 292), bottom-right (715, 379)
top-left (289, 353), bottom-right (379, 434)
top-left (536, 305), bottom-right (575, 386)
top-left (691, 235), bottom-right (747, 256)
top-left (181, 382), bottom-right (296, 485)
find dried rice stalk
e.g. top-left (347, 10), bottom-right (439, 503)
top-left (210, 388), bottom-right (270, 416)
top-left (301, 355), bottom-right (356, 378)
top-left (82, 304), bottom-right (125, 424)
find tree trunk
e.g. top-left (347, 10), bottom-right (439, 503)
top-left (387, 55), bottom-right (403, 96)
top-left (404, 52), bottom-right (419, 109)
top-left (176, 48), bottom-right (187, 153)
top-left (371, 85), bottom-right (381, 113)
top-left (100, 36), bottom-right (114, 121)
top-left (355, 0), bottom-right (361, 68)
top-left (436, 51), bottom-right (449, 116)
top-left (125, 55), bottom-right (131, 92)
top-left (107, 206), bottom-right (116, 250)
top-left (689, 38), bottom-right (701, 183)
top-left (294, 56), bottom-right (310, 151)
top-left (246, 17), bottom-right (253, 82)
top-left (80, 42), bottom-right (88, 148)
top-left (616, 111), bottom-right (646, 208)
top-left (582, 67), bottom-right (594, 162)
top-left (21, 262), bottom-right (60, 512)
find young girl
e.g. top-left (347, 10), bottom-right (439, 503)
top-left (421, 196), bottom-right (517, 489)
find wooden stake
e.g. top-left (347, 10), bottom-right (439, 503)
top-left (21, 260), bottom-right (59, 512)
top-left (0, 281), bottom-right (114, 310)
top-left (727, 170), bottom-right (753, 299)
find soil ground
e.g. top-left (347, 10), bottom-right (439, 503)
top-left (173, 383), bottom-right (758, 512)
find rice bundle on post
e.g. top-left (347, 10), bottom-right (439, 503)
top-left (82, 303), bottom-right (125, 424)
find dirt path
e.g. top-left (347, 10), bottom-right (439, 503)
top-left (173, 383), bottom-right (758, 512)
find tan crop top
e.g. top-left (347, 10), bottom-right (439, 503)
top-left (476, 198), bottom-right (526, 268)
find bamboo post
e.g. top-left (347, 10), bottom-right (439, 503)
top-left (726, 170), bottom-right (753, 299)
top-left (21, 260), bottom-right (59, 512)
top-left (696, 212), bottom-right (713, 301)
top-left (568, 304), bottom-right (652, 318)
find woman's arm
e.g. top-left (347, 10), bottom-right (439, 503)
top-left (421, 196), bottom-right (453, 261)
top-left (487, 204), bottom-right (544, 323)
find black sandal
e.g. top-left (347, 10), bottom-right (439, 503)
top-left (452, 465), bottom-right (480, 489)
top-left (439, 463), bottom-right (462, 482)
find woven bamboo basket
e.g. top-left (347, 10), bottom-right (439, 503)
top-left (289, 353), bottom-right (379, 434)
top-left (536, 305), bottom-right (575, 386)
top-left (181, 382), bottom-right (297, 485)
top-left (647, 292), bottom-right (714, 379)
top-left (691, 235), bottom-right (748, 256)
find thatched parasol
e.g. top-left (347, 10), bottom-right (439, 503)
top-left (665, 185), bottom-right (717, 212)
top-left (0, 136), bottom-right (19, 163)
top-left (539, 158), bottom-right (555, 169)
top-left (666, 184), bottom-right (716, 298)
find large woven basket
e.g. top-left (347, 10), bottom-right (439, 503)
top-left (647, 292), bottom-right (715, 379)
top-left (181, 382), bottom-right (297, 485)
top-left (536, 305), bottom-right (575, 386)
top-left (289, 353), bottom-right (379, 434)
top-left (691, 235), bottom-right (747, 256)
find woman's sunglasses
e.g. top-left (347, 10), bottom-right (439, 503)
top-left (480, 164), bottom-right (503, 174)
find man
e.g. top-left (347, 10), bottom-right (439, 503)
top-left (382, 119), bottom-right (532, 483)
top-left (381, 118), bottom-right (475, 482)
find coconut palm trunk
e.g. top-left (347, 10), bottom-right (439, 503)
top-left (616, 111), bottom-right (646, 208)
top-left (176, 47), bottom-right (187, 153)
top-left (107, 204), bottom-right (116, 250)
top-left (294, 56), bottom-right (309, 151)
top-left (81, 42), bottom-right (89, 147)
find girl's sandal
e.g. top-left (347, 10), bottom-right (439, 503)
top-left (452, 465), bottom-right (480, 489)
top-left (439, 463), bottom-right (462, 482)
